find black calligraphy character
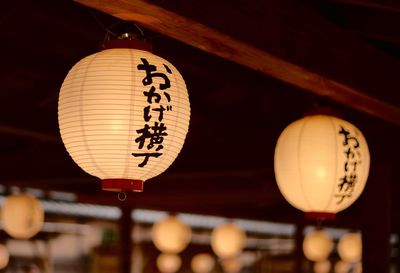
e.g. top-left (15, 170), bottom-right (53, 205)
top-left (335, 193), bottom-right (352, 205)
top-left (338, 126), bottom-right (360, 148)
top-left (137, 58), bottom-right (172, 90)
top-left (344, 147), bottom-right (355, 159)
top-left (144, 106), bottom-right (152, 122)
top-left (132, 152), bottom-right (162, 167)
top-left (135, 122), bottom-right (168, 151)
top-left (338, 173), bottom-right (357, 192)
top-left (144, 86), bottom-right (161, 104)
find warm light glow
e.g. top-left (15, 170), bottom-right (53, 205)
top-left (221, 258), bottom-right (242, 273)
top-left (334, 260), bottom-right (350, 273)
top-left (59, 48), bottom-right (190, 192)
top-left (274, 115), bottom-right (370, 215)
top-left (2, 194), bottom-right (44, 239)
top-left (303, 229), bottom-right (333, 262)
top-left (211, 223), bottom-right (246, 259)
top-left (152, 215), bottom-right (192, 253)
top-left (338, 232), bottom-right (362, 262)
top-left (0, 244), bottom-right (9, 269)
top-left (156, 253), bottom-right (182, 273)
top-left (191, 253), bottom-right (215, 273)
top-left (314, 260), bottom-right (331, 273)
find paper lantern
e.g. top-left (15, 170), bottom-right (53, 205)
top-left (211, 223), bottom-right (246, 259)
top-left (59, 42), bottom-right (190, 192)
top-left (2, 194), bottom-right (44, 239)
top-left (314, 260), bottom-right (331, 273)
top-left (221, 258), bottom-right (242, 273)
top-left (274, 115), bottom-right (370, 218)
top-left (338, 232), bottom-right (362, 262)
top-left (152, 215), bottom-right (191, 253)
top-left (0, 244), bottom-right (9, 269)
top-left (156, 253), bottom-right (181, 273)
top-left (303, 229), bottom-right (333, 262)
top-left (334, 260), bottom-right (350, 273)
top-left (191, 253), bottom-right (215, 273)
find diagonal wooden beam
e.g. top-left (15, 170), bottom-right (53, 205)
top-left (75, 0), bottom-right (400, 125)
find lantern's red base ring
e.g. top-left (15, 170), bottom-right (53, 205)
top-left (102, 179), bottom-right (144, 192)
top-left (306, 212), bottom-right (336, 221)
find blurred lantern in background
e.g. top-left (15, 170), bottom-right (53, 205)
top-left (58, 38), bottom-right (191, 192)
top-left (156, 253), bottom-right (182, 273)
top-left (314, 260), bottom-right (331, 273)
top-left (191, 253), bottom-right (215, 273)
top-left (221, 257), bottom-right (242, 273)
top-left (303, 229), bottom-right (333, 262)
top-left (211, 223), bottom-right (246, 259)
top-left (334, 260), bottom-right (350, 273)
top-left (2, 194), bottom-right (44, 239)
top-left (338, 232), bottom-right (362, 263)
top-left (0, 244), bottom-right (9, 269)
top-left (274, 115), bottom-right (370, 219)
top-left (152, 215), bottom-right (192, 253)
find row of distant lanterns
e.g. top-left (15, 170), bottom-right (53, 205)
top-left (153, 215), bottom-right (246, 273)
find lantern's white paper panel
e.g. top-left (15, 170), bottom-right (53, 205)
top-left (302, 229), bottom-right (333, 262)
top-left (2, 194), bottom-right (44, 240)
top-left (59, 48), bottom-right (190, 183)
top-left (274, 115), bottom-right (370, 214)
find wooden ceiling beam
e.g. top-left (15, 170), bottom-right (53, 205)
top-left (75, 0), bottom-right (400, 125)
top-left (329, 0), bottom-right (400, 13)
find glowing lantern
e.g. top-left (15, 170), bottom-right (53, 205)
top-left (334, 260), bottom-right (350, 273)
top-left (303, 229), bottom-right (333, 262)
top-left (221, 258), bottom-right (242, 273)
top-left (314, 260), bottom-right (331, 273)
top-left (58, 40), bottom-right (190, 192)
top-left (338, 232), bottom-right (362, 262)
top-left (2, 194), bottom-right (44, 239)
top-left (156, 253), bottom-right (181, 273)
top-left (274, 115), bottom-right (370, 218)
top-left (211, 223), bottom-right (246, 259)
top-left (152, 215), bottom-right (191, 253)
top-left (191, 253), bottom-right (215, 273)
top-left (0, 244), bottom-right (9, 269)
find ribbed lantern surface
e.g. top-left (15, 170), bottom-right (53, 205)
top-left (59, 48), bottom-right (190, 191)
top-left (274, 115), bottom-right (370, 216)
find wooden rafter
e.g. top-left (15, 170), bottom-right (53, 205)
top-left (75, 0), bottom-right (400, 125)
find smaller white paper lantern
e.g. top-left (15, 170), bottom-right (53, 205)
top-left (0, 244), bottom-right (9, 269)
top-left (303, 229), bottom-right (333, 262)
top-left (314, 260), bottom-right (331, 273)
top-left (221, 258), bottom-right (242, 273)
top-left (191, 253), bottom-right (215, 273)
top-left (2, 194), bottom-right (44, 239)
top-left (152, 215), bottom-right (191, 254)
top-left (156, 253), bottom-right (182, 273)
top-left (338, 232), bottom-right (362, 263)
top-left (211, 223), bottom-right (246, 259)
top-left (334, 260), bottom-right (350, 273)
top-left (274, 115), bottom-right (370, 219)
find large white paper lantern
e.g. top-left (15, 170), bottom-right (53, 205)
top-left (156, 253), bottom-right (182, 273)
top-left (338, 232), bottom-right (362, 263)
top-left (303, 229), bottom-right (333, 262)
top-left (152, 215), bottom-right (192, 254)
top-left (274, 115), bottom-right (370, 218)
top-left (191, 253), bottom-right (215, 273)
top-left (59, 42), bottom-right (190, 192)
top-left (2, 194), bottom-right (44, 239)
top-left (0, 244), bottom-right (9, 269)
top-left (211, 223), bottom-right (246, 259)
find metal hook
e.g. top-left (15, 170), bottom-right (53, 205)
top-left (118, 191), bottom-right (127, 201)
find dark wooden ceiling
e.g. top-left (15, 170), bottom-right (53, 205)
top-left (1, 0), bottom-right (400, 231)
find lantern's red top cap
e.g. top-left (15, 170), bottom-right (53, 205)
top-left (102, 39), bottom-right (153, 52)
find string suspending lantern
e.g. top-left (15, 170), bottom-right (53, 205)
top-left (274, 115), bottom-right (370, 219)
top-left (211, 223), bottom-right (246, 259)
top-left (303, 229), bottom-right (333, 262)
top-left (58, 37), bottom-right (190, 192)
top-left (2, 194), bottom-right (44, 239)
top-left (152, 215), bottom-right (192, 254)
